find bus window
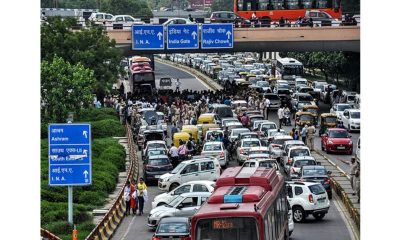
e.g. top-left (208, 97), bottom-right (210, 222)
top-left (318, 0), bottom-right (328, 8)
top-left (258, 0), bottom-right (269, 10)
top-left (271, 0), bottom-right (284, 10)
top-left (238, 0), bottom-right (244, 10)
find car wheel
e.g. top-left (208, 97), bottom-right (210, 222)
top-left (313, 213), bottom-right (325, 220)
top-left (293, 206), bottom-right (305, 222)
top-left (328, 192), bottom-right (332, 200)
top-left (169, 183), bottom-right (179, 192)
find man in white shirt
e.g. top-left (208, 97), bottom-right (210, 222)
top-left (264, 98), bottom-right (270, 119)
top-left (277, 106), bottom-right (284, 128)
top-left (169, 143), bottom-right (179, 167)
top-left (175, 78), bottom-right (181, 92)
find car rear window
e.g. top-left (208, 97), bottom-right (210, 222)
top-left (157, 222), bottom-right (188, 234)
top-left (243, 141), bottom-right (261, 147)
top-left (308, 184), bottom-right (326, 195)
top-left (204, 144), bottom-right (222, 151)
top-left (265, 95), bottom-right (280, 100)
top-left (293, 160), bottom-right (316, 167)
top-left (303, 169), bottom-right (326, 176)
top-left (149, 158), bottom-right (170, 166)
top-left (290, 149), bottom-right (310, 157)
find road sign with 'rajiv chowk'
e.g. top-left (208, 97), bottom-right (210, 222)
top-left (48, 123), bottom-right (91, 186)
top-left (167, 24), bottom-right (199, 49)
top-left (201, 23), bottom-right (233, 49)
top-left (132, 25), bottom-right (164, 50)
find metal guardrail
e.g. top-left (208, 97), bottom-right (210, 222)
top-left (85, 124), bottom-right (139, 240)
top-left (40, 228), bottom-right (62, 240)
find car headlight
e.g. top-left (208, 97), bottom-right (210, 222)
top-left (327, 140), bottom-right (333, 144)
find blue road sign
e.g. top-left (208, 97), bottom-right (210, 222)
top-left (167, 24), bottom-right (199, 49)
top-left (48, 124), bottom-right (91, 186)
top-left (132, 25), bottom-right (164, 50)
top-left (201, 23), bottom-right (233, 49)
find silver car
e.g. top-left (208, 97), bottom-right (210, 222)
top-left (148, 192), bottom-right (211, 229)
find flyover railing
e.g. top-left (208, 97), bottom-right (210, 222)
top-left (40, 228), bottom-right (62, 240)
top-left (85, 124), bottom-right (138, 240)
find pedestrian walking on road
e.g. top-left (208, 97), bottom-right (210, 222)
top-left (264, 97), bottom-right (270, 119)
top-left (175, 78), bottom-right (181, 92)
top-left (350, 157), bottom-right (357, 195)
top-left (169, 143), bottom-right (179, 168)
top-left (306, 124), bottom-right (316, 150)
top-left (123, 181), bottom-right (131, 216)
top-left (130, 180), bottom-right (137, 215)
top-left (277, 106), bottom-right (284, 128)
top-left (136, 178), bottom-right (148, 216)
top-left (301, 125), bottom-right (308, 143)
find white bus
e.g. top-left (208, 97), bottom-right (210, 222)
top-left (276, 57), bottom-right (304, 81)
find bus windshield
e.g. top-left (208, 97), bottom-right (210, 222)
top-left (196, 217), bottom-right (259, 240)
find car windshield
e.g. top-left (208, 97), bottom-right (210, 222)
top-left (157, 222), bottom-right (188, 234)
top-left (303, 168), bottom-right (326, 176)
top-left (337, 105), bottom-right (351, 111)
top-left (149, 150), bottom-right (167, 156)
top-left (149, 158), bottom-right (170, 166)
top-left (350, 112), bottom-right (360, 119)
top-left (204, 144), bottom-right (222, 151)
top-left (329, 131), bottom-right (348, 138)
top-left (298, 95), bottom-right (313, 101)
top-left (308, 184), bottom-right (326, 195)
top-left (272, 138), bottom-right (288, 145)
top-left (232, 129), bottom-right (250, 136)
top-left (299, 115), bottom-right (313, 121)
top-left (265, 95), bottom-right (280, 100)
top-left (171, 162), bottom-right (186, 174)
top-left (257, 82), bottom-right (269, 87)
top-left (243, 141), bottom-right (261, 147)
top-left (306, 108), bottom-right (318, 113)
top-left (261, 124), bottom-right (276, 131)
top-left (290, 149), bottom-right (310, 157)
top-left (168, 195), bottom-right (185, 207)
top-left (148, 143), bottom-right (165, 149)
top-left (347, 95), bottom-right (356, 101)
top-left (293, 160), bottom-right (315, 167)
top-left (259, 161), bottom-right (278, 169)
top-left (324, 117), bottom-right (337, 123)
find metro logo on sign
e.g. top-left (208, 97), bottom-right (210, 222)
top-left (201, 23), bottom-right (233, 49)
top-left (167, 24), bottom-right (199, 49)
top-left (132, 25), bottom-right (164, 50)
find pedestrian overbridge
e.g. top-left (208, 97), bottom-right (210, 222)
top-left (106, 26), bottom-right (360, 55)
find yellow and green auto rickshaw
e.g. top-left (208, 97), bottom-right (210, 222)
top-left (172, 132), bottom-right (190, 147)
top-left (295, 112), bottom-right (314, 129)
top-left (238, 72), bottom-right (248, 79)
top-left (211, 65), bottom-right (222, 79)
top-left (319, 113), bottom-right (338, 136)
top-left (302, 105), bottom-right (319, 125)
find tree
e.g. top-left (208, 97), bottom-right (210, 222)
top-left (211, 0), bottom-right (233, 12)
top-left (41, 56), bottom-right (96, 123)
top-left (101, 0), bottom-right (153, 18)
top-left (41, 17), bottom-right (123, 102)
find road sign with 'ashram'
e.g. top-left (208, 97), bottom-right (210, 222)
top-left (48, 123), bottom-right (91, 186)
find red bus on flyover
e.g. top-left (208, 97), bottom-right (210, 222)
top-left (234, 0), bottom-right (342, 23)
top-left (191, 166), bottom-right (289, 240)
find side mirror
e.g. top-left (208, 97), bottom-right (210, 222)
top-left (327, 171), bottom-right (332, 175)
top-left (317, 161), bottom-right (321, 165)
top-left (177, 203), bottom-right (184, 209)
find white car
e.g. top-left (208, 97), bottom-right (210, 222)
top-left (151, 180), bottom-right (215, 209)
top-left (268, 135), bottom-right (293, 159)
top-left (221, 117), bottom-right (241, 128)
top-left (236, 138), bottom-right (262, 164)
top-left (143, 140), bottom-right (167, 156)
top-left (279, 140), bottom-right (305, 163)
top-left (148, 192), bottom-right (211, 229)
top-left (287, 181), bottom-right (330, 222)
top-left (287, 156), bottom-right (317, 178)
top-left (266, 129), bottom-right (287, 140)
top-left (158, 158), bottom-right (220, 191)
top-left (330, 103), bottom-right (352, 122)
top-left (201, 141), bottom-right (228, 167)
top-left (88, 12), bottom-right (113, 23)
top-left (257, 121), bottom-right (277, 137)
top-left (342, 109), bottom-right (360, 132)
top-left (162, 18), bottom-right (195, 26)
top-left (109, 15), bottom-right (144, 25)
top-left (248, 146), bottom-right (270, 156)
top-left (252, 120), bottom-right (270, 132)
top-left (228, 128), bottom-right (250, 142)
top-left (242, 158), bottom-right (281, 175)
top-left (283, 146), bottom-right (311, 172)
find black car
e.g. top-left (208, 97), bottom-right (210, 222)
top-left (144, 154), bottom-right (173, 183)
top-left (298, 165), bottom-right (333, 199)
top-left (152, 217), bottom-right (190, 240)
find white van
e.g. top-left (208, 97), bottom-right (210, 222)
top-left (158, 157), bottom-right (221, 192)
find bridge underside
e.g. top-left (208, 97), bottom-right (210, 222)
top-left (117, 40), bottom-right (359, 55)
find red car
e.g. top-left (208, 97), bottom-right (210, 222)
top-left (321, 128), bottom-right (353, 154)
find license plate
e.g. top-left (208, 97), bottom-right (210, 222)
top-left (318, 198), bottom-right (325, 203)
top-left (155, 175), bottom-right (161, 178)
top-left (337, 146), bottom-right (345, 150)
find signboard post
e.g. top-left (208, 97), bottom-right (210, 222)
top-left (201, 23), bottom-right (233, 49)
top-left (132, 25), bottom-right (164, 50)
top-left (167, 24), bottom-right (199, 49)
top-left (48, 123), bottom-right (91, 225)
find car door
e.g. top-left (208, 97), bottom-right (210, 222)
top-left (193, 184), bottom-right (210, 193)
top-left (173, 184), bottom-right (193, 196)
top-left (174, 196), bottom-right (199, 217)
top-left (199, 161), bottom-right (216, 180)
top-left (181, 163), bottom-right (200, 183)
top-left (342, 110), bottom-right (350, 128)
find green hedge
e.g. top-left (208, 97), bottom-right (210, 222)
top-left (77, 108), bottom-right (118, 122)
top-left (91, 119), bottom-right (125, 138)
top-left (41, 137), bottom-right (126, 238)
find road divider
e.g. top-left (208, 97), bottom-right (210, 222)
top-left (313, 150), bottom-right (360, 231)
top-left (155, 57), bottom-right (223, 91)
top-left (85, 124), bottom-right (139, 240)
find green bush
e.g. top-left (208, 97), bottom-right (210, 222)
top-left (77, 108), bottom-right (118, 122)
top-left (91, 119), bottom-right (125, 138)
top-left (77, 191), bottom-right (105, 206)
top-left (44, 221), bottom-right (74, 235)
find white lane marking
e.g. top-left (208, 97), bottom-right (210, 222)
top-left (155, 59), bottom-right (211, 90)
top-left (332, 193), bottom-right (359, 240)
top-left (120, 215), bottom-right (136, 240)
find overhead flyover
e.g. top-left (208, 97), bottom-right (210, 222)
top-left (106, 26), bottom-right (360, 55)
